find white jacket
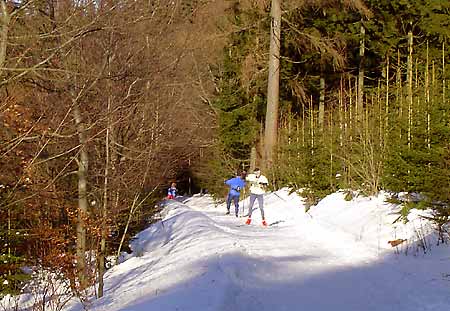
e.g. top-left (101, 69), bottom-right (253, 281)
top-left (246, 173), bottom-right (268, 195)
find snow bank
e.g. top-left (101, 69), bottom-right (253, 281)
top-left (6, 189), bottom-right (450, 311)
top-left (309, 191), bottom-right (441, 256)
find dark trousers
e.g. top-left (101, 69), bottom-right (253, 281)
top-left (226, 193), bottom-right (240, 215)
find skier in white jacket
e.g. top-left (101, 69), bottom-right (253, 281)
top-left (245, 168), bottom-right (268, 226)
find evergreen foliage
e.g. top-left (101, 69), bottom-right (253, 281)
top-left (383, 80), bottom-right (450, 203)
top-left (0, 191), bottom-right (30, 297)
top-left (213, 5), bottom-right (267, 161)
top-left (203, 2), bottom-right (269, 190)
top-left (212, 0), bottom-right (450, 209)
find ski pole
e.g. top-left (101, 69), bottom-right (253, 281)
top-left (271, 191), bottom-right (287, 202)
top-left (241, 188), bottom-right (246, 217)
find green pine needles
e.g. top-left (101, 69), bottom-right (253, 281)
top-left (210, 0), bottom-right (450, 209)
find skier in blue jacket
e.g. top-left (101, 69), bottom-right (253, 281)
top-left (224, 171), bottom-right (246, 217)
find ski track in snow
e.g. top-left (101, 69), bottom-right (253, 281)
top-left (62, 190), bottom-right (450, 311)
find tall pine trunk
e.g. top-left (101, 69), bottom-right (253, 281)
top-left (357, 23), bottom-right (365, 124)
top-left (425, 42), bottom-right (430, 150)
top-left (250, 147), bottom-right (257, 172)
top-left (384, 55), bottom-right (389, 148)
top-left (263, 0), bottom-right (281, 170)
top-left (407, 31), bottom-right (413, 149)
top-left (319, 76), bottom-right (325, 130)
top-left (443, 42), bottom-right (446, 105)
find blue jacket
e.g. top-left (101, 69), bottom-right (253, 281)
top-left (225, 177), bottom-right (246, 196)
top-left (167, 187), bottom-right (177, 197)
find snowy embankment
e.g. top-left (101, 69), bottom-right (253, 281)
top-left (64, 189), bottom-right (450, 311)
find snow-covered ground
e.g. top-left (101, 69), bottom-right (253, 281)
top-left (58, 190), bottom-right (450, 310)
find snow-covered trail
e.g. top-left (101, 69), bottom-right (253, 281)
top-left (66, 190), bottom-right (450, 311)
top-left (179, 195), bottom-right (445, 311)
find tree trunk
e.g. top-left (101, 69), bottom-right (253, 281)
top-left (396, 50), bottom-right (403, 140)
top-left (407, 31), bottom-right (413, 149)
top-left (357, 23), bottom-right (365, 123)
top-left (263, 0), bottom-right (281, 170)
top-left (98, 126), bottom-right (108, 297)
top-left (116, 194), bottom-right (139, 265)
top-left (339, 78), bottom-right (344, 148)
top-left (310, 96), bottom-right (314, 180)
top-left (328, 113), bottom-right (334, 189)
top-left (385, 55), bottom-right (389, 147)
top-left (0, 1), bottom-right (10, 78)
top-left (250, 146), bottom-right (257, 172)
top-left (319, 76), bottom-right (325, 130)
top-left (115, 187), bottom-right (157, 264)
top-left (442, 42), bottom-right (446, 105)
top-left (98, 56), bottom-right (112, 297)
top-left (73, 104), bottom-right (88, 289)
top-left (425, 42), bottom-right (430, 150)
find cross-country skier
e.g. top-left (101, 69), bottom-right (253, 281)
top-left (167, 182), bottom-right (177, 199)
top-left (245, 168), bottom-right (268, 226)
top-left (224, 171), bottom-right (246, 217)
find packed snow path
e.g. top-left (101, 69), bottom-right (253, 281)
top-left (70, 190), bottom-right (450, 311)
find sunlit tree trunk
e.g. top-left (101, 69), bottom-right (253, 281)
top-left (443, 42), bottom-right (446, 105)
top-left (250, 146), bottom-right (257, 172)
top-left (98, 49), bottom-right (114, 298)
top-left (357, 23), bottom-right (365, 124)
top-left (425, 42), bottom-right (430, 150)
top-left (264, 0), bottom-right (281, 170)
top-left (319, 76), bottom-right (325, 130)
top-left (73, 103), bottom-right (88, 288)
top-left (384, 55), bottom-right (389, 147)
top-left (407, 31), bottom-right (413, 150)
top-left (310, 96), bottom-right (314, 179)
top-left (396, 50), bottom-right (403, 140)
top-left (0, 1), bottom-right (10, 78)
